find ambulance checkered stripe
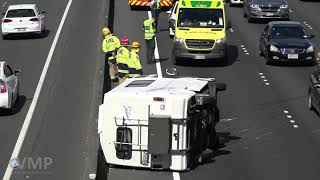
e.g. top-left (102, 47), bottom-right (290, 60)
top-left (128, 0), bottom-right (173, 6)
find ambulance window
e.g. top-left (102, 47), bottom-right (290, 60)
top-left (116, 127), bottom-right (132, 160)
top-left (126, 80), bottom-right (155, 87)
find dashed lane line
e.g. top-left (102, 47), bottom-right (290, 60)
top-left (1, 1), bottom-right (7, 8)
top-left (283, 110), bottom-right (299, 129)
top-left (258, 72), bottom-right (270, 86)
top-left (173, 172), bottom-right (181, 180)
top-left (2, 0), bottom-right (73, 179)
top-left (147, 11), bottom-right (162, 78)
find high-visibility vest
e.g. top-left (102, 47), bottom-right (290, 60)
top-left (152, 0), bottom-right (161, 9)
top-left (116, 47), bottom-right (130, 75)
top-left (144, 19), bottom-right (155, 40)
top-left (128, 50), bottom-right (143, 78)
top-left (102, 34), bottom-right (120, 53)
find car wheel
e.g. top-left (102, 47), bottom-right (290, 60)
top-left (2, 34), bottom-right (8, 40)
top-left (247, 17), bottom-right (254, 23)
top-left (308, 93), bottom-right (314, 110)
top-left (243, 10), bottom-right (247, 18)
top-left (172, 52), bottom-right (178, 65)
top-left (8, 94), bottom-right (16, 115)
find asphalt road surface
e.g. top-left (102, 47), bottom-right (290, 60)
top-left (1, 0), bottom-right (320, 180)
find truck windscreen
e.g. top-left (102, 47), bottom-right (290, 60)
top-left (177, 8), bottom-right (224, 28)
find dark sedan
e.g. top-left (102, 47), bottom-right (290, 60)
top-left (259, 21), bottom-right (316, 65)
top-left (308, 67), bottom-right (320, 115)
top-left (243, 0), bottom-right (289, 23)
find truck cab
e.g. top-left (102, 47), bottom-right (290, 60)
top-left (172, 0), bottom-right (228, 65)
top-left (98, 76), bottom-right (226, 171)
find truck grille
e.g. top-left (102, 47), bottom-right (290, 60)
top-left (281, 48), bottom-right (305, 54)
top-left (260, 5), bottom-right (279, 12)
top-left (185, 39), bottom-right (215, 49)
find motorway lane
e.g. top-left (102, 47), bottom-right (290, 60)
top-left (107, 1), bottom-right (320, 180)
top-left (0, 0), bottom-right (69, 178)
top-left (116, 2), bottom-right (320, 180)
top-left (8, 0), bottom-right (108, 179)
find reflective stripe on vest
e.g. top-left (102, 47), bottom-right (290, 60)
top-left (116, 47), bottom-right (130, 74)
top-left (144, 19), bottom-right (154, 40)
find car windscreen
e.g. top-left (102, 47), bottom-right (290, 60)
top-left (6, 9), bottom-right (36, 18)
top-left (177, 8), bottom-right (224, 28)
top-left (270, 26), bottom-right (308, 39)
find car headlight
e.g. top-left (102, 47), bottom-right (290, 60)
top-left (306, 46), bottom-right (314, 53)
top-left (251, 4), bottom-right (259, 8)
top-left (216, 38), bottom-right (225, 44)
top-left (270, 45), bottom-right (280, 52)
top-left (175, 37), bottom-right (184, 43)
top-left (280, 5), bottom-right (288, 8)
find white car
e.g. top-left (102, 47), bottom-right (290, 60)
top-left (167, 1), bottom-right (178, 37)
top-left (1, 4), bottom-right (46, 39)
top-left (0, 61), bottom-right (20, 113)
top-left (229, 0), bottom-right (243, 7)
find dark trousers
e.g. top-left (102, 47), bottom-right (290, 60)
top-left (145, 37), bottom-right (155, 64)
top-left (151, 8), bottom-right (160, 30)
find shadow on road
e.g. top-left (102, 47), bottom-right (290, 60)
top-left (3, 30), bottom-right (50, 40)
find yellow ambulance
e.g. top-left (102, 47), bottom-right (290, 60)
top-left (172, 0), bottom-right (228, 64)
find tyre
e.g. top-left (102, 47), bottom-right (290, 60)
top-left (308, 93), bottom-right (314, 110)
top-left (208, 108), bottom-right (220, 149)
top-left (247, 17), bottom-right (254, 23)
top-left (8, 94), bottom-right (16, 115)
top-left (243, 10), bottom-right (247, 18)
top-left (2, 34), bottom-right (8, 40)
top-left (172, 52), bottom-right (178, 65)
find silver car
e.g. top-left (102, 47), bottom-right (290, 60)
top-left (243, 0), bottom-right (289, 23)
top-left (0, 61), bottom-right (20, 113)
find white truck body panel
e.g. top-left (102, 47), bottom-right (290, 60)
top-left (98, 77), bottom-right (216, 170)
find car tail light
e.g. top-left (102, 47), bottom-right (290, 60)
top-left (0, 80), bottom-right (7, 93)
top-left (3, 19), bottom-right (12, 23)
top-left (29, 18), bottom-right (39, 22)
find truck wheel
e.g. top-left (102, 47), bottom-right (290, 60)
top-left (97, 145), bottom-right (109, 180)
top-left (172, 52), bottom-right (178, 65)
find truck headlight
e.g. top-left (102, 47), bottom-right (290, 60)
top-left (306, 46), bottom-right (314, 53)
top-left (175, 37), bottom-right (184, 43)
top-left (270, 45), bottom-right (280, 52)
top-left (280, 5), bottom-right (288, 8)
top-left (216, 38), bottom-right (225, 44)
top-left (251, 4), bottom-right (259, 8)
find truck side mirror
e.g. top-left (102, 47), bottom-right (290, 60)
top-left (216, 83), bottom-right (226, 91)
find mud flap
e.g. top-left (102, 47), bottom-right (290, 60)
top-left (148, 115), bottom-right (171, 169)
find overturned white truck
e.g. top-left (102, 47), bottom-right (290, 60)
top-left (98, 75), bottom-right (226, 171)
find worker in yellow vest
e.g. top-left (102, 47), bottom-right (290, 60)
top-left (149, 0), bottom-right (161, 31)
top-left (101, 27), bottom-right (120, 82)
top-left (143, 17), bottom-right (156, 64)
top-left (116, 36), bottom-right (130, 84)
top-left (128, 41), bottom-right (143, 78)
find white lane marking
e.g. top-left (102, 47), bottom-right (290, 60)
top-left (246, 52), bottom-right (250, 55)
top-left (1, 1), bottom-right (7, 7)
top-left (263, 79), bottom-right (268, 82)
top-left (2, 0), bottom-right (73, 179)
top-left (265, 82), bottom-right (270, 85)
top-left (173, 172), bottom-right (181, 180)
top-left (283, 110), bottom-right (288, 114)
top-left (241, 45), bottom-right (244, 47)
top-left (289, 9), bottom-right (293, 13)
top-left (286, 115), bottom-right (292, 119)
top-left (89, 174), bottom-right (96, 179)
top-left (147, 11), bottom-right (162, 78)
top-left (259, 72), bottom-right (263, 75)
top-left (230, 28), bottom-right (234, 32)
top-left (290, 120), bottom-right (295, 123)
top-left (293, 125), bottom-right (299, 128)
top-left (261, 76), bottom-right (266, 79)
